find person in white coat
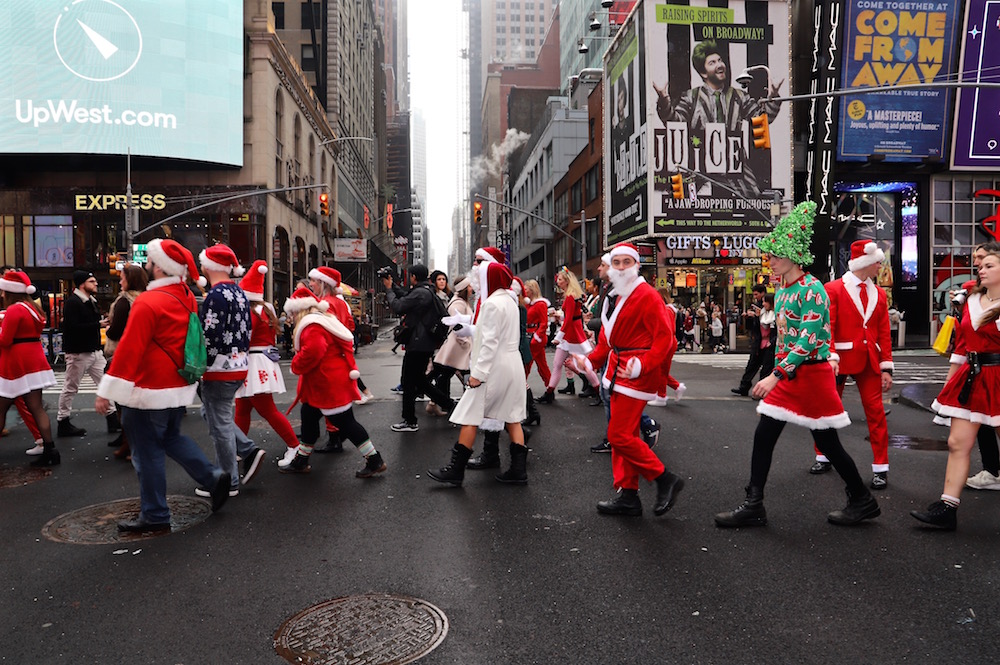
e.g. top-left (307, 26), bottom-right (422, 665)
top-left (429, 262), bottom-right (528, 487)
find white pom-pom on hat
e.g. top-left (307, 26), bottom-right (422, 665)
top-left (27, 285), bottom-right (36, 295)
top-left (257, 265), bottom-right (268, 275)
top-left (197, 276), bottom-right (208, 288)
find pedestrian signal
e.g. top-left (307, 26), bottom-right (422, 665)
top-left (670, 174), bottom-right (684, 199)
top-left (474, 201), bottom-right (483, 224)
top-left (319, 192), bottom-right (330, 216)
top-left (751, 114), bottom-right (771, 150)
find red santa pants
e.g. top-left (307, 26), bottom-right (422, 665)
top-left (608, 392), bottom-right (666, 490)
top-left (813, 367), bottom-right (889, 471)
top-left (527, 341), bottom-right (551, 386)
top-left (236, 394), bottom-right (300, 449)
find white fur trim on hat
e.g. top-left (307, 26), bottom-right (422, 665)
top-left (199, 249), bottom-right (245, 276)
top-left (601, 253), bottom-right (612, 265)
top-left (283, 296), bottom-right (329, 315)
top-left (308, 268), bottom-right (339, 290)
top-left (243, 290), bottom-right (264, 301)
top-left (475, 248), bottom-right (497, 263)
top-left (146, 239), bottom-right (186, 279)
top-left (0, 278), bottom-right (35, 295)
top-left (848, 241), bottom-right (885, 272)
top-left (609, 244), bottom-right (640, 262)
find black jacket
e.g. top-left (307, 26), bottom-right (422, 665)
top-left (386, 281), bottom-right (439, 353)
top-left (62, 291), bottom-right (102, 354)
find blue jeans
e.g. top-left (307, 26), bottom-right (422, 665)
top-left (122, 406), bottom-right (223, 523)
top-left (201, 380), bottom-right (256, 489)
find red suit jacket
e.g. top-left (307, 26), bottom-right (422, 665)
top-left (825, 272), bottom-right (893, 376)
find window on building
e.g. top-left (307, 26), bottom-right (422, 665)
top-left (586, 165), bottom-right (600, 203)
top-left (273, 2), bottom-right (285, 29)
top-left (527, 14), bottom-right (536, 22)
top-left (526, 38), bottom-right (535, 46)
top-left (571, 181), bottom-right (582, 213)
top-left (301, 45), bottom-right (316, 72)
top-left (301, 2), bottom-right (322, 30)
top-left (24, 216), bottom-right (73, 268)
top-left (0, 216), bottom-right (18, 266)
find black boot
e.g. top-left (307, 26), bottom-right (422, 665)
top-left (523, 389), bottom-right (541, 426)
top-left (429, 443), bottom-right (473, 486)
top-left (578, 383), bottom-right (597, 399)
top-left (30, 444), bottom-right (60, 467)
top-left (652, 471), bottom-right (684, 516)
top-left (557, 379), bottom-right (576, 395)
top-left (467, 431), bottom-right (501, 470)
top-left (106, 412), bottom-right (121, 434)
top-left (107, 432), bottom-right (124, 447)
top-left (535, 389), bottom-right (555, 404)
top-left (356, 452), bottom-right (387, 478)
top-left (57, 418), bottom-right (86, 437)
top-left (597, 489), bottom-right (642, 516)
top-left (714, 486), bottom-right (767, 528)
top-left (910, 500), bottom-right (958, 530)
top-left (827, 486), bottom-right (881, 525)
top-left (496, 443), bottom-right (528, 485)
top-left (314, 430), bottom-right (343, 453)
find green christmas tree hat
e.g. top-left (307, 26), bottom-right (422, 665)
top-left (757, 200), bottom-right (817, 266)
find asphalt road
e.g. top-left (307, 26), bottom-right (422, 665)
top-left (1, 341), bottom-right (997, 664)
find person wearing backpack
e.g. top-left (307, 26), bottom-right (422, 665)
top-left (95, 239), bottom-right (232, 533)
top-left (382, 264), bottom-right (456, 433)
top-left (195, 244), bottom-right (265, 499)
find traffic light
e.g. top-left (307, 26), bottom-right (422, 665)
top-left (319, 192), bottom-right (330, 216)
top-left (473, 201), bottom-right (483, 224)
top-left (751, 114), bottom-right (771, 150)
top-left (670, 174), bottom-right (684, 199)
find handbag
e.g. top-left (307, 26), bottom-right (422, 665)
top-left (932, 315), bottom-right (956, 356)
top-left (264, 346), bottom-right (282, 362)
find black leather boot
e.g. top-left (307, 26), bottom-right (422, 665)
top-left (30, 445), bottom-right (60, 467)
top-left (714, 486), bottom-right (767, 528)
top-left (429, 443), bottom-right (473, 486)
top-left (597, 489), bottom-right (642, 516)
top-left (827, 486), bottom-right (881, 525)
top-left (467, 431), bottom-right (501, 470)
top-left (496, 443), bottom-right (528, 485)
top-left (523, 389), bottom-right (541, 426)
top-left (557, 379), bottom-right (576, 395)
top-left (57, 418), bottom-right (86, 437)
top-left (652, 471), bottom-right (684, 516)
top-left (535, 390), bottom-right (555, 404)
top-left (910, 500), bottom-right (957, 530)
top-left (106, 412), bottom-right (121, 434)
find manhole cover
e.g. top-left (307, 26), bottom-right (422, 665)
top-left (41, 495), bottom-right (212, 544)
top-left (0, 464), bottom-right (52, 489)
top-left (274, 593), bottom-right (448, 665)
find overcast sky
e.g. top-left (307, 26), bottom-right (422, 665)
top-left (408, 0), bottom-right (463, 271)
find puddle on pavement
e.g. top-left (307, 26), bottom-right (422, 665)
top-left (888, 434), bottom-right (949, 451)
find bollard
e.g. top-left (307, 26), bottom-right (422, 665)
top-left (729, 322), bottom-right (737, 352)
top-left (897, 320), bottom-right (906, 348)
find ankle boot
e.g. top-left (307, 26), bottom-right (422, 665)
top-left (910, 500), bottom-right (957, 530)
top-left (597, 489), bottom-right (642, 516)
top-left (496, 443), bottom-right (528, 485)
top-left (467, 431), bottom-right (501, 469)
top-left (827, 486), bottom-right (881, 525)
top-left (523, 389), bottom-right (541, 426)
top-left (107, 432), bottom-right (124, 448)
top-left (106, 412), bottom-right (122, 434)
top-left (429, 443), bottom-right (473, 486)
top-left (714, 486), bottom-right (767, 528)
top-left (535, 389), bottom-right (555, 404)
top-left (557, 379), bottom-right (576, 395)
top-left (30, 445), bottom-right (60, 467)
top-left (652, 471), bottom-right (684, 516)
top-left (113, 439), bottom-right (131, 460)
top-left (57, 418), bottom-right (86, 437)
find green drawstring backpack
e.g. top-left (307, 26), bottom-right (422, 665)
top-left (158, 289), bottom-right (207, 384)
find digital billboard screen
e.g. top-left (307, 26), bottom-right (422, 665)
top-left (0, 0), bottom-right (244, 166)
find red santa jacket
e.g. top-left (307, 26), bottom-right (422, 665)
top-left (825, 271), bottom-right (893, 376)
top-left (291, 313), bottom-right (360, 412)
top-left (555, 294), bottom-right (588, 344)
top-left (526, 299), bottom-right (549, 345)
top-left (587, 278), bottom-right (671, 400)
top-left (248, 304), bottom-right (278, 348)
top-left (322, 293), bottom-right (356, 332)
top-left (98, 277), bottom-right (200, 409)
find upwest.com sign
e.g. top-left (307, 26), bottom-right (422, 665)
top-left (74, 193), bottom-right (167, 211)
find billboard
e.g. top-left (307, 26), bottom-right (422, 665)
top-left (838, 0), bottom-right (960, 162)
top-left (952, 0), bottom-right (1000, 170)
top-left (643, 0), bottom-right (792, 236)
top-left (0, 0), bottom-right (244, 166)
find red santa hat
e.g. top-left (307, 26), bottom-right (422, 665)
top-left (147, 238), bottom-right (206, 287)
top-left (847, 240), bottom-right (885, 272)
top-left (476, 246), bottom-right (506, 264)
top-left (282, 286), bottom-right (330, 315)
top-left (199, 244), bottom-right (245, 277)
top-left (486, 262), bottom-right (514, 295)
top-left (239, 260), bottom-right (268, 301)
top-left (0, 270), bottom-right (36, 295)
top-left (609, 243), bottom-right (640, 262)
top-left (308, 266), bottom-right (341, 291)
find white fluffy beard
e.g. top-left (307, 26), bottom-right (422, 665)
top-left (607, 265), bottom-right (640, 292)
top-left (469, 264), bottom-right (481, 293)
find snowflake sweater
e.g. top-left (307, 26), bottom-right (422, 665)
top-left (772, 273), bottom-right (833, 380)
top-left (200, 281), bottom-right (251, 382)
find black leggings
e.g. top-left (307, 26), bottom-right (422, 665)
top-left (750, 415), bottom-right (864, 492)
top-left (301, 403), bottom-right (370, 447)
top-left (0, 389), bottom-right (52, 443)
top-left (977, 426), bottom-right (1000, 475)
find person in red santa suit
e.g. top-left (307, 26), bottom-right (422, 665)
top-left (234, 260), bottom-right (302, 470)
top-left (279, 287), bottom-right (386, 479)
top-left (536, 267), bottom-right (601, 403)
top-left (0, 271), bottom-right (58, 466)
top-left (523, 279), bottom-right (551, 402)
top-left (808, 240), bottom-right (894, 488)
top-left (570, 244), bottom-right (685, 517)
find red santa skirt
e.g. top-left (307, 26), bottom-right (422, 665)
top-left (756, 362), bottom-right (851, 430)
top-left (0, 342), bottom-right (55, 399)
top-left (933, 365), bottom-right (1000, 426)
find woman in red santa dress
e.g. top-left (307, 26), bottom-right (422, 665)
top-left (535, 267), bottom-right (601, 403)
top-left (233, 261), bottom-right (302, 470)
top-left (913, 247), bottom-right (1000, 530)
top-left (523, 279), bottom-right (552, 403)
top-left (279, 287), bottom-right (386, 479)
top-left (0, 271), bottom-right (58, 466)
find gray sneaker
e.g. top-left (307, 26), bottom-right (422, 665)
top-left (966, 470), bottom-right (1000, 490)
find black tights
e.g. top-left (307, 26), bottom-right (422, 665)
top-left (0, 390), bottom-right (52, 444)
top-left (301, 403), bottom-right (369, 447)
top-left (750, 415), bottom-right (864, 492)
top-left (977, 426), bottom-right (1000, 475)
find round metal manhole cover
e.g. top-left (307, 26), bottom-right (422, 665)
top-left (274, 593), bottom-right (448, 665)
top-left (41, 495), bottom-right (212, 544)
top-left (0, 464), bottom-right (52, 489)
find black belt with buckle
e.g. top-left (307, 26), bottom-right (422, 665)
top-left (12, 337), bottom-right (40, 344)
top-left (608, 346), bottom-right (649, 391)
top-left (958, 351), bottom-right (1000, 404)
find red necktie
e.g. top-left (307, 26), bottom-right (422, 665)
top-left (859, 282), bottom-right (869, 313)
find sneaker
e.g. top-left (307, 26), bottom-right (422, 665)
top-left (241, 448), bottom-right (266, 485)
top-left (390, 421), bottom-right (419, 432)
top-left (355, 391), bottom-right (375, 405)
top-left (647, 397), bottom-right (668, 407)
top-left (195, 485), bottom-right (239, 498)
top-left (278, 446), bottom-right (300, 469)
top-left (390, 384), bottom-right (404, 394)
top-left (870, 471), bottom-right (888, 490)
top-left (590, 439), bottom-right (611, 454)
top-left (641, 419), bottom-right (661, 449)
top-left (25, 441), bottom-right (44, 456)
top-left (279, 453), bottom-right (311, 474)
top-left (415, 395), bottom-right (430, 402)
top-left (966, 470), bottom-right (1000, 490)
top-left (674, 383), bottom-right (687, 401)
top-left (356, 452), bottom-right (387, 478)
